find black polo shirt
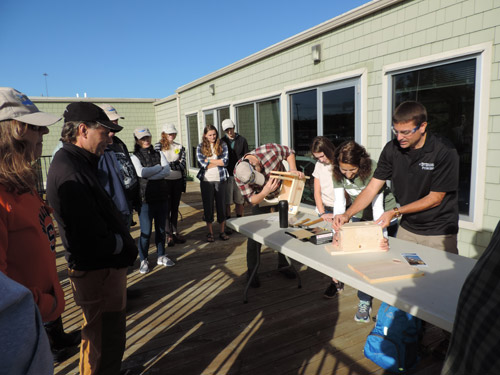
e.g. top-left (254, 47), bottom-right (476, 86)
top-left (373, 133), bottom-right (459, 235)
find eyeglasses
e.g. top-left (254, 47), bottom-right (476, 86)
top-left (391, 124), bottom-right (421, 137)
top-left (27, 124), bottom-right (47, 132)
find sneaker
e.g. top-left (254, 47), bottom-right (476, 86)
top-left (158, 255), bottom-right (175, 267)
top-left (139, 260), bottom-right (149, 274)
top-left (323, 282), bottom-right (338, 299)
top-left (354, 300), bottom-right (372, 323)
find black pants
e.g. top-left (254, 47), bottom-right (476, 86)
top-left (165, 178), bottom-right (183, 234)
top-left (200, 180), bottom-right (227, 223)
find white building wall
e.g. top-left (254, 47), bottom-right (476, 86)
top-left (154, 0), bottom-right (500, 257)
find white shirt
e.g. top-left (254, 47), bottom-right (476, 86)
top-left (312, 161), bottom-right (335, 207)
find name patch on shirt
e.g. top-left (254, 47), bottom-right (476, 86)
top-left (419, 162), bottom-right (434, 171)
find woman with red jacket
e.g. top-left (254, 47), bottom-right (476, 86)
top-left (0, 87), bottom-right (80, 362)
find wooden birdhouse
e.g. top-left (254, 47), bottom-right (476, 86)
top-left (326, 221), bottom-right (385, 254)
top-left (269, 171), bottom-right (309, 215)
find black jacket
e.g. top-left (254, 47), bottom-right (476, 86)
top-left (134, 147), bottom-right (168, 203)
top-left (46, 143), bottom-right (138, 270)
top-left (221, 133), bottom-right (249, 176)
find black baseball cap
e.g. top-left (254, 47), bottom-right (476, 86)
top-left (63, 102), bottom-right (123, 132)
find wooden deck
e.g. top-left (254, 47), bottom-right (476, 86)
top-left (54, 182), bottom-right (445, 375)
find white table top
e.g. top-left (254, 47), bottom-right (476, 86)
top-left (227, 212), bottom-right (476, 332)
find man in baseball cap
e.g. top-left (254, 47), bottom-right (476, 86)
top-left (221, 119), bottom-right (249, 233)
top-left (64, 102), bottom-right (123, 132)
top-left (46, 101), bottom-right (137, 374)
top-left (234, 143), bottom-right (304, 288)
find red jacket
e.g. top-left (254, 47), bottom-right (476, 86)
top-left (0, 185), bottom-right (65, 322)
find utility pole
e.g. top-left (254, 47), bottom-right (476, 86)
top-left (43, 73), bottom-right (49, 97)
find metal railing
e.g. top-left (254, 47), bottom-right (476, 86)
top-left (34, 155), bottom-right (53, 199)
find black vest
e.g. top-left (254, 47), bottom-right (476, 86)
top-left (134, 147), bottom-right (167, 203)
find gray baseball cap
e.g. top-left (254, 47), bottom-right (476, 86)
top-left (99, 103), bottom-right (124, 121)
top-left (235, 160), bottom-right (265, 185)
top-left (0, 87), bottom-right (61, 126)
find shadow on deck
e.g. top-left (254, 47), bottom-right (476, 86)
top-left (54, 182), bottom-right (444, 375)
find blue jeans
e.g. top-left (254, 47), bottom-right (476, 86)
top-left (137, 201), bottom-right (167, 261)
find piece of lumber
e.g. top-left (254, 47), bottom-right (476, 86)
top-left (348, 259), bottom-right (425, 283)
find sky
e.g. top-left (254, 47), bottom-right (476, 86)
top-left (1, 0), bottom-right (371, 99)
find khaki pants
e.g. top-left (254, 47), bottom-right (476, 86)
top-left (396, 226), bottom-right (458, 254)
top-left (69, 267), bottom-right (127, 375)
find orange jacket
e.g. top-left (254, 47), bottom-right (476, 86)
top-left (0, 185), bottom-right (65, 322)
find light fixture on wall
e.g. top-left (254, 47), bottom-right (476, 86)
top-left (209, 84), bottom-right (215, 95)
top-left (311, 44), bottom-right (321, 64)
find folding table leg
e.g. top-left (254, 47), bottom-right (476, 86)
top-left (285, 255), bottom-right (302, 289)
top-left (243, 251), bottom-right (260, 304)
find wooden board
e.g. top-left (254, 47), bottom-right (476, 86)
top-left (348, 259), bottom-right (425, 284)
top-left (325, 243), bottom-right (388, 255)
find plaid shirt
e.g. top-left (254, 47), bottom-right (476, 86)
top-left (234, 143), bottom-right (294, 203)
top-left (196, 142), bottom-right (229, 181)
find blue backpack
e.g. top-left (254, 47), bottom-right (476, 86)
top-left (363, 302), bottom-right (422, 373)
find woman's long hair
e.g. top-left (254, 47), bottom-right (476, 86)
top-left (200, 125), bottom-right (222, 157)
top-left (159, 132), bottom-right (172, 151)
top-left (0, 120), bottom-right (37, 194)
top-left (311, 136), bottom-right (336, 164)
top-left (333, 140), bottom-right (372, 183)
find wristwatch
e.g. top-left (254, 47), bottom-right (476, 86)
top-left (393, 207), bottom-right (401, 218)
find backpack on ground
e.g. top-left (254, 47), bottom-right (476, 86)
top-left (363, 302), bottom-right (422, 373)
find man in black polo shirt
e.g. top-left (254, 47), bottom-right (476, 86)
top-left (333, 101), bottom-right (459, 254)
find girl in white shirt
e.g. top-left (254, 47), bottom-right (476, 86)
top-left (311, 136), bottom-right (344, 299)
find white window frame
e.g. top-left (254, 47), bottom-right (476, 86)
top-left (382, 43), bottom-right (492, 230)
top-left (185, 111), bottom-right (200, 170)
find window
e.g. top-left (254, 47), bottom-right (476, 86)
top-left (237, 104), bottom-right (256, 149)
top-left (390, 57), bottom-right (477, 220)
top-left (217, 107), bottom-right (230, 129)
top-left (235, 98), bottom-right (280, 150)
top-left (186, 113), bottom-right (199, 168)
top-left (203, 106), bottom-right (229, 135)
top-left (290, 78), bottom-right (360, 204)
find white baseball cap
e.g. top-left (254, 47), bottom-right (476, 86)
top-left (162, 123), bottom-right (178, 134)
top-left (222, 119), bottom-right (235, 131)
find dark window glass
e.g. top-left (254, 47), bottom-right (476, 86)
top-left (323, 86), bottom-right (355, 146)
top-left (217, 107), bottom-right (230, 132)
top-left (236, 104), bottom-right (256, 150)
top-left (393, 58), bottom-right (476, 216)
top-left (258, 99), bottom-right (280, 145)
top-left (205, 112), bottom-right (214, 128)
top-left (291, 89), bottom-right (317, 157)
top-left (187, 114), bottom-right (199, 168)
